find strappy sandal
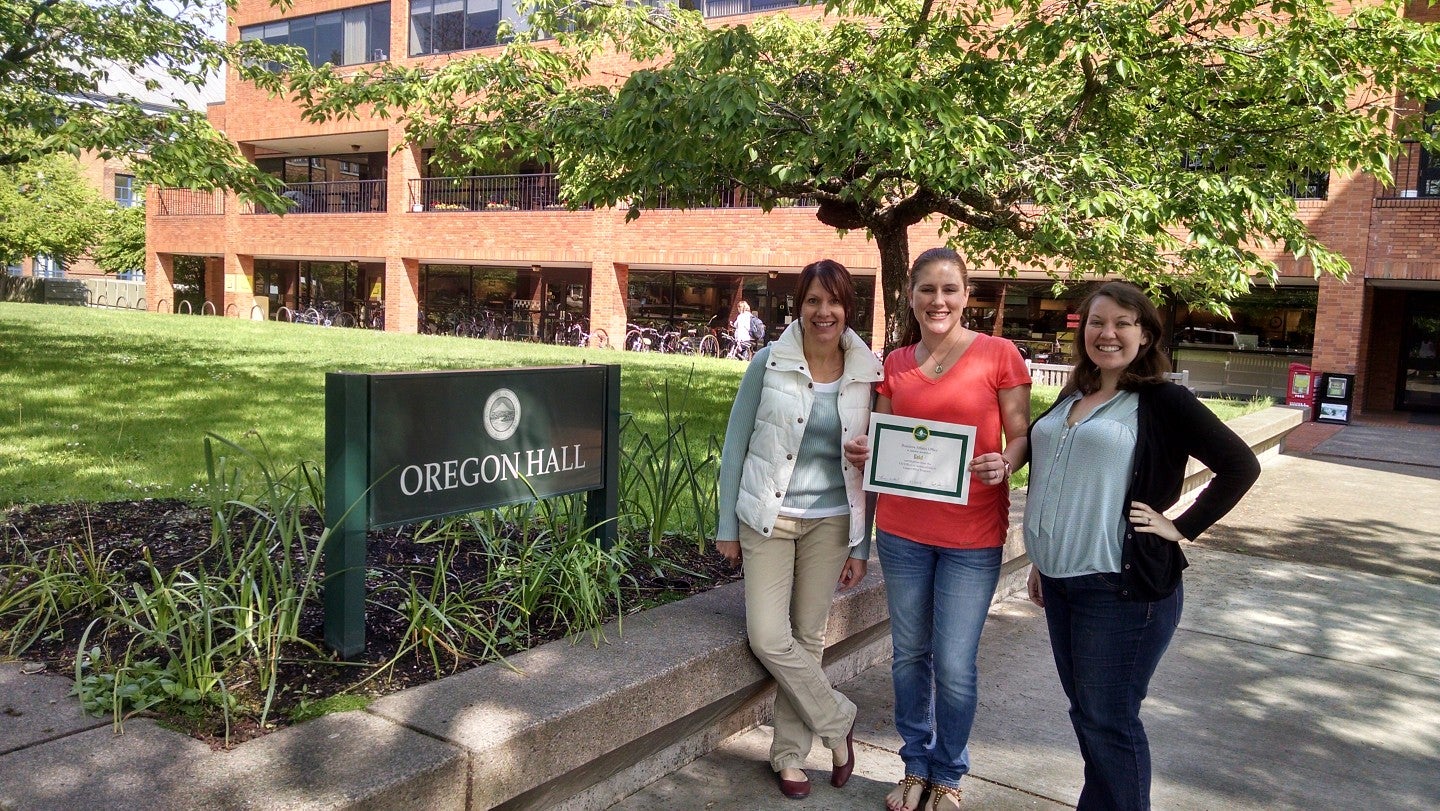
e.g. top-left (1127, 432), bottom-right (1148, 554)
top-left (885, 774), bottom-right (927, 811)
top-left (925, 782), bottom-right (962, 811)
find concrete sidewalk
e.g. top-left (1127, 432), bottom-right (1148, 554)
top-left (612, 426), bottom-right (1440, 811)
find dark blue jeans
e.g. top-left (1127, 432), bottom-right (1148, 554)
top-left (1039, 572), bottom-right (1182, 811)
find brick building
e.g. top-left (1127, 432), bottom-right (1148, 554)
top-left (145, 0), bottom-right (1440, 415)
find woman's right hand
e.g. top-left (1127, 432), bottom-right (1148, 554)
top-left (717, 540), bottom-right (742, 568)
top-left (1027, 566), bottom-right (1044, 608)
top-left (843, 434), bottom-right (871, 467)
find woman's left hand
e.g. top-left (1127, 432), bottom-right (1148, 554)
top-left (837, 558), bottom-right (868, 590)
top-left (1129, 501), bottom-right (1185, 542)
top-left (969, 452), bottom-right (1011, 486)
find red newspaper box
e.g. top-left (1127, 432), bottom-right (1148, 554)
top-left (1286, 363), bottom-right (1315, 408)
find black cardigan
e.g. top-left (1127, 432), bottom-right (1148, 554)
top-left (1027, 382), bottom-right (1261, 601)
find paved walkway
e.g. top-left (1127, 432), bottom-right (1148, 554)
top-left (611, 417), bottom-right (1440, 810)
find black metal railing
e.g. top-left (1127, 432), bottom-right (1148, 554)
top-left (410, 173), bottom-right (583, 212)
top-left (409, 173), bottom-right (815, 212)
top-left (244, 179), bottom-right (388, 214)
top-left (643, 184), bottom-right (816, 210)
top-left (155, 188), bottom-right (225, 216)
top-left (1377, 141), bottom-right (1440, 199)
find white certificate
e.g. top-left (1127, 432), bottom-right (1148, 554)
top-left (862, 413), bottom-right (977, 505)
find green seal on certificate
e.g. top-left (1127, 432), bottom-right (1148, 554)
top-left (862, 413), bottom-right (977, 505)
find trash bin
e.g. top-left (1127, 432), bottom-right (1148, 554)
top-left (1314, 372), bottom-right (1355, 425)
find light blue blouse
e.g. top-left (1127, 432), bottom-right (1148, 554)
top-left (1023, 390), bottom-right (1139, 578)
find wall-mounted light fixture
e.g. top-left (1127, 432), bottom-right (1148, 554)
top-left (767, 270), bottom-right (779, 281)
top-left (530, 264), bottom-right (542, 273)
top-left (350, 144), bottom-right (362, 152)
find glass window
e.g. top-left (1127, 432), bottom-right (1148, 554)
top-left (433, 0), bottom-right (464, 52)
top-left (239, 3), bottom-right (388, 68)
top-left (313, 12), bottom-right (343, 66)
top-left (465, 0), bottom-right (499, 48)
top-left (287, 16), bottom-right (315, 63)
top-left (6, 262), bottom-right (22, 277)
top-left (369, 4), bottom-right (390, 60)
top-left (114, 174), bottom-right (139, 207)
top-left (409, 0), bottom-right (432, 55)
top-left (34, 256), bottom-right (64, 278)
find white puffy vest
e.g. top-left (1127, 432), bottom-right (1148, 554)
top-left (735, 323), bottom-right (883, 545)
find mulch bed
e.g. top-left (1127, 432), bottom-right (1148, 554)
top-left (2, 499), bottom-right (739, 748)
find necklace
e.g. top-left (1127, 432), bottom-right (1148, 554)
top-left (924, 335), bottom-right (965, 374)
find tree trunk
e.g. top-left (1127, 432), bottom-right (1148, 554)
top-left (873, 225), bottom-right (912, 351)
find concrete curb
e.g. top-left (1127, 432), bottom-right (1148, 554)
top-left (0, 407), bottom-right (1302, 811)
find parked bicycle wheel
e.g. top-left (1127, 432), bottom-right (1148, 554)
top-left (592, 328), bottom-right (610, 349)
top-left (698, 334), bottom-right (719, 357)
top-left (334, 311), bottom-right (357, 328)
top-left (624, 329), bottom-right (646, 351)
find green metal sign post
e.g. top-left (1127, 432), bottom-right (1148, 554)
top-left (322, 364), bottom-right (621, 658)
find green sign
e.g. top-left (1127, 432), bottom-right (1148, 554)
top-left (367, 367), bottom-right (609, 525)
top-left (324, 364), bottom-right (621, 656)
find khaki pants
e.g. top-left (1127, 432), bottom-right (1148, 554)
top-left (740, 514), bottom-right (857, 771)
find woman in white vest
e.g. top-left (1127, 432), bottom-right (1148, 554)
top-left (716, 259), bottom-right (884, 801)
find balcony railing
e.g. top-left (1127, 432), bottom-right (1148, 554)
top-left (409, 173), bottom-right (816, 212)
top-left (155, 188), bottom-right (225, 216)
top-left (410, 173), bottom-right (587, 212)
top-left (694, 0), bottom-right (801, 18)
top-left (1377, 141), bottom-right (1440, 200)
top-left (243, 180), bottom-right (388, 214)
top-left (644, 184), bottom-right (816, 210)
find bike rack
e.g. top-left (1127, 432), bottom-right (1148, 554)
top-left (156, 299), bottom-right (171, 314)
top-left (201, 300), bottom-right (217, 315)
top-left (274, 306), bottom-right (294, 322)
top-left (225, 303), bottom-right (238, 316)
top-left (115, 297), bottom-right (128, 309)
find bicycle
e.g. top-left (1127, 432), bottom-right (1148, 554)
top-left (624, 323), bottom-right (660, 352)
top-left (559, 320), bottom-right (610, 348)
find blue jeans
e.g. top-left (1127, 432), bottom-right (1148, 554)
top-left (1039, 572), bottom-right (1182, 811)
top-left (878, 529), bottom-right (1003, 789)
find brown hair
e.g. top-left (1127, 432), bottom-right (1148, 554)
top-left (795, 259), bottom-right (858, 328)
top-left (1066, 281), bottom-right (1172, 395)
top-left (901, 247), bottom-right (969, 347)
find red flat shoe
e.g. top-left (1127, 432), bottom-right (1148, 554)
top-left (831, 723), bottom-right (856, 788)
top-left (777, 771), bottom-right (811, 800)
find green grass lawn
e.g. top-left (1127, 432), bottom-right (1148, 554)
top-left (0, 302), bottom-right (1272, 506)
top-left (0, 303), bottom-right (744, 505)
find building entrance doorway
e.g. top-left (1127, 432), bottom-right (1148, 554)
top-left (1399, 292), bottom-right (1440, 411)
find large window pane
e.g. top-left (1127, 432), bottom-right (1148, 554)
top-left (465, 0), bottom-right (499, 48)
top-left (432, 0), bottom-right (464, 52)
top-left (314, 12), bottom-right (344, 66)
top-left (409, 0), bottom-right (432, 55)
top-left (343, 7), bottom-right (368, 64)
top-left (287, 16), bottom-right (315, 64)
top-left (369, 4), bottom-right (390, 61)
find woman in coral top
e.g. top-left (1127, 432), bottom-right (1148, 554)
top-left (848, 247), bottom-right (1031, 811)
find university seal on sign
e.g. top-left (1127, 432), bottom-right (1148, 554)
top-left (483, 388), bottom-right (521, 441)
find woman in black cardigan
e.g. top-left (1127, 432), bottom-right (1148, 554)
top-left (1022, 281), bottom-right (1259, 811)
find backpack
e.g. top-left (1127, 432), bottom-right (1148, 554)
top-left (748, 315), bottom-right (765, 342)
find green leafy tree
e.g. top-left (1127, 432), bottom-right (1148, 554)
top-left (266, 0), bottom-right (1440, 344)
top-left (95, 205), bottom-right (147, 276)
top-left (2, 0), bottom-right (283, 206)
top-left (0, 154), bottom-right (113, 268)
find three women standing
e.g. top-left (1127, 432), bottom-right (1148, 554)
top-left (716, 259), bottom-right (884, 800)
top-left (1023, 281), bottom-right (1259, 810)
top-left (847, 247), bottom-right (1032, 811)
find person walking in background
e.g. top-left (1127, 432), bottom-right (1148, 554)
top-left (1023, 281), bottom-right (1259, 810)
top-left (845, 247), bottom-right (1031, 811)
top-left (733, 300), bottom-right (756, 358)
top-left (716, 260), bottom-right (884, 800)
